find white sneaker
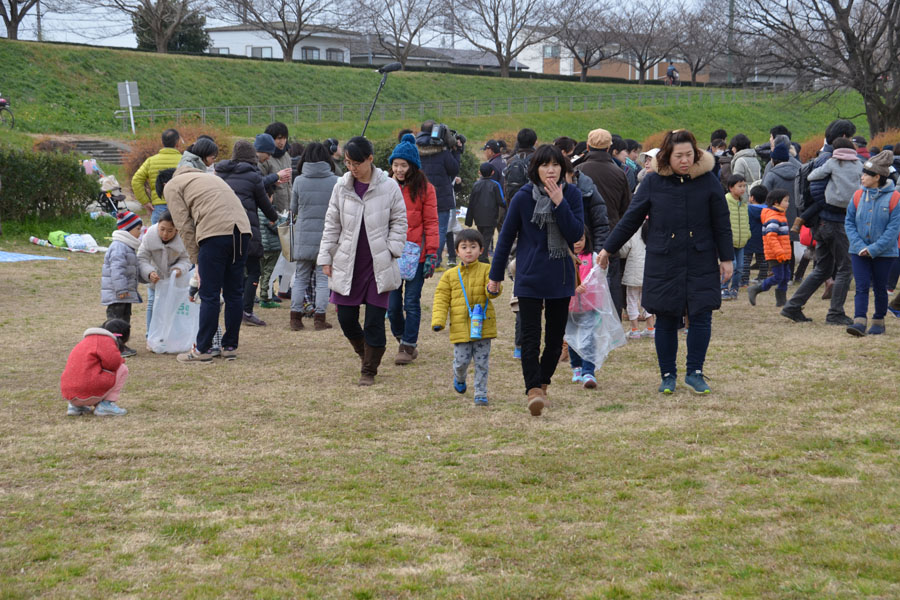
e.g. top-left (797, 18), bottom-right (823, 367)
top-left (94, 400), bottom-right (127, 416)
top-left (627, 330), bottom-right (642, 339)
top-left (641, 328), bottom-right (656, 339)
top-left (66, 402), bottom-right (91, 416)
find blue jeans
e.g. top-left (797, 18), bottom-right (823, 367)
top-left (437, 210), bottom-right (456, 264)
top-left (760, 261), bottom-right (790, 292)
top-left (151, 204), bottom-right (168, 225)
top-left (291, 260), bottom-right (330, 314)
top-left (569, 347), bottom-right (595, 377)
top-left (145, 286), bottom-right (155, 335)
top-left (850, 254), bottom-right (896, 320)
top-left (654, 310), bottom-right (712, 377)
top-left (196, 228), bottom-right (249, 353)
top-left (729, 246), bottom-right (745, 291)
top-left (388, 262), bottom-right (426, 346)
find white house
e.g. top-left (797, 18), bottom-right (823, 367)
top-left (206, 24), bottom-right (354, 62)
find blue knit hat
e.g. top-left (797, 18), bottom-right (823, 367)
top-left (771, 143), bottom-right (790, 162)
top-left (389, 133), bottom-right (421, 169)
top-left (254, 133), bottom-right (276, 154)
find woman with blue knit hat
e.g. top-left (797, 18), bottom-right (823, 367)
top-left (387, 133), bottom-right (440, 365)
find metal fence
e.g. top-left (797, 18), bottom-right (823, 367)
top-left (113, 87), bottom-right (788, 129)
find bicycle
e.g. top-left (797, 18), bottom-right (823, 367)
top-left (0, 92), bottom-right (13, 128)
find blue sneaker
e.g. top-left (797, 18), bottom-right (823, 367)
top-left (888, 307), bottom-right (900, 319)
top-left (571, 367), bottom-right (583, 383)
top-left (94, 400), bottom-right (127, 416)
top-left (684, 370), bottom-right (711, 394)
top-left (513, 347), bottom-right (521, 359)
top-left (453, 378), bottom-right (467, 394)
top-left (658, 373), bottom-right (676, 394)
top-left (474, 396), bottom-right (489, 406)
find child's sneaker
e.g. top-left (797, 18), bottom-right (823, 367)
top-left (627, 329), bottom-right (642, 339)
top-left (94, 400), bottom-right (127, 416)
top-left (209, 346), bottom-right (222, 358)
top-left (641, 328), bottom-right (656, 338)
top-left (513, 347), bottom-right (521, 359)
top-left (658, 373), bottom-right (676, 394)
top-left (243, 312), bottom-right (267, 326)
top-left (582, 374), bottom-right (597, 389)
top-left (474, 396), bottom-right (488, 406)
top-left (177, 345), bottom-right (213, 363)
top-left (120, 346), bottom-right (137, 358)
top-left (259, 300), bottom-right (279, 309)
top-left (66, 402), bottom-right (91, 416)
top-left (571, 367), bottom-right (583, 383)
top-left (220, 346), bottom-right (238, 360)
top-left (684, 370), bottom-right (711, 394)
top-left (453, 377), bottom-right (467, 394)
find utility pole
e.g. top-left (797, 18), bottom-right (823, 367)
top-left (36, 0), bottom-right (43, 42)
top-left (726, 0), bottom-right (735, 84)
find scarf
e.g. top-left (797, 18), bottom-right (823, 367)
top-left (273, 146), bottom-right (287, 159)
top-left (112, 229), bottom-right (141, 251)
top-left (531, 182), bottom-right (569, 259)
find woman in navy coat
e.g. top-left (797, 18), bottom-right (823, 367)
top-left (489, 144), bottom-right (585, 416)
top-left (599, 130), bottom-right (733, 395)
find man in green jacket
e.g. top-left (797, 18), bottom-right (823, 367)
top-left (132, 128), bottom-right (182, 224)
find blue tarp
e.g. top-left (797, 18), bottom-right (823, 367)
top-left (0, 250), bottom-right (66, 263)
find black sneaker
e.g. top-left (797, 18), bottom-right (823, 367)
top-left (825, 314), bottom-right (853, 326)
top-left (781, 307), bottom-right (812, 322)
top-left (120, 346), bottom-right (137, 358)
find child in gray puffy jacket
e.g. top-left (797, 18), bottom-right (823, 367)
top-left (101, 211), bottom-right (144, 357)
top-left (807, 137), bottom-right (864, 209)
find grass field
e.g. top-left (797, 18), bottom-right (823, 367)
top-left (1, 230), bottom-right (898, 599)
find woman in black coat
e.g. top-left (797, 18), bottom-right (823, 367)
top-left (215, 140), bottom-right (279, 326)
top-left (599, 130), bottom-right (733, 395)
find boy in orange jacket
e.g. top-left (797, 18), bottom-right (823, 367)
top-left (748, 189), bottom-right (792, 307)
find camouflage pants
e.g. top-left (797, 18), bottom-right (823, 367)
top-left (453, 339), bottom-right (492, 398)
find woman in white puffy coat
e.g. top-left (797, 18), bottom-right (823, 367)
top-left (619, 220), bottom-right (655, 337)
top-left (317, 136), bottom-right (407, 386)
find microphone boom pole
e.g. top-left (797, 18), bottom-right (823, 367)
top-left (361, 62), bottom-right (402, 137)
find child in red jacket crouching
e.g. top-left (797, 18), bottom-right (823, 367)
top-left (60, 319), bottom-right (131, 416)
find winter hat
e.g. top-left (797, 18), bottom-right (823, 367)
top-left (388, 133), bottom-right (421, 169)
top-left (587, 128), bottom-right (612, 150)
top-left (116, 210), bottom-right (142, 232)
top-left (232, 140), bottom-right (258, 164)
top-left (254, 133), bottom-right (276, 154)
top-left (771, 143), bottom-right (790, 163)
top-left (863, 150), bottom-right (894, 177)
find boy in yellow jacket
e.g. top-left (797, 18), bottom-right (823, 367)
top-left (432, 229), bottom-right (502, 406)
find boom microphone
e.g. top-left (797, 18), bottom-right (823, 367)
top-left (378, 62), bottom-right (403, 74)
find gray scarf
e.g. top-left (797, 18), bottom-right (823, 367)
top-left (531, 182), bottom-right (569, 259)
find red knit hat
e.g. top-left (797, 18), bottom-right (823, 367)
top-left (116, 210), bottom-right (142, 231)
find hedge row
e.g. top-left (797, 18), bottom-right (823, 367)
top-left (0, 148), bottom-right (100, 222)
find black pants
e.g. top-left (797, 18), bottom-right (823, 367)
top-left (197, 229), bottom-right (249, 352)
top-left (607, 256), bottom-right (624, 319)
top-left (518, 297), bottom-right (569, 393)
top-left (477, 226), bottom-right (494, 263)
top-left (106, 302), bottom-right (132, 325)
top-left (336, 303), bottom-right (387, 348)
top-left (243, 255), bottom-right (261, 313)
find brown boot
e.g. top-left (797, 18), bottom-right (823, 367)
top-left (527, 387), bottom-right (545, 416)
top-left (313, 312), bottom-right (333, 330)
top-left (559, 341), bottom-right (569, 363)
top-left (394, 343), bottom-right (418, 365)
top-left (822, 278), bottom-right (834, 300)
top-left (541, 383), bottom-right (549, 403)
top-left (290, 311), bottom-right (304, 331)
top-left (348, 336), bottom-right (365, 364)
top-left (359, 344), bottom-right (386, 386)
top-left (890, 291), bottom-right (900, 311)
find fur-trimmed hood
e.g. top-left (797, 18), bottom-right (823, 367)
top-left (83, 327), bottom-right (118, 340)
top-left (652, 149), bottom-right (716, 178)
top-left (416, 143), bottom-right (448, 158)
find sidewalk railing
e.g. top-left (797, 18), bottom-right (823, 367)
top-left (113, 87), bottom-right (788, 129)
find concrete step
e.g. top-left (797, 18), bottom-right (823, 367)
top-left (71, 140), bottom-right (127, 165)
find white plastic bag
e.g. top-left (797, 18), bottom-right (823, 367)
top-left (448, 208), bottom-right (463, 233)
top-left (564, 266), bottom-right (627, 368)
top-left (147, 273), bottom-right (199, 354)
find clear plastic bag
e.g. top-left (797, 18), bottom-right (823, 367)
top-left (147, 273), bottom-right (199, 354)
top-left (564, 266), bottom-right (627, 368)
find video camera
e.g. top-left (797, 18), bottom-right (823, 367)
top-left (424, 123), bottom-right (467, 151)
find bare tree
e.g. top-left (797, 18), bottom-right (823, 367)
top-left (353, 0), bottom-right (440, 69)
top-left (1, 0), bottom-right (39, 39)
top-left (83, 0), bottom-right (203, 52)
top-left (741, 0), bottom-right (900, 136)
top-left (221, 0), bottom-right (334, 63)
top-left (446, 0), bottom-right (558, 77)
top-left (610, 0), bottom-right (677, 84)
top-left (676, 0), bottom-right (726, 84)
top-left (552, 0), bottom-right (620, 82)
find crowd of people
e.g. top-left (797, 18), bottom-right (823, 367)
top-left (60, 118), bottom-right (900, 417)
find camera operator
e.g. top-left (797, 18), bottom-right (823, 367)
top-left (416, 120), bottom-right (463, 267)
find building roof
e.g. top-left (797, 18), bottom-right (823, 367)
top-left (207, 23), bottom-right (356, 36)
top-left (427, 47), bottom-right (529, 70)
top-left (347, 38), bottom-right (449, 61)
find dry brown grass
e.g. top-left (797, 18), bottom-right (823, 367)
top-left (1, 235), bottom-right (899, 598)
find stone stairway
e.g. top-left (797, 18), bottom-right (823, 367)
top-left (71, 139), bottom-right (130, 165)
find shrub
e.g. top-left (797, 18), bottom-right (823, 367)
top-left (0, 147), bottom-right (100, 222)
top-left (869, 129), bottom-right (900, 153)
top-left (641, 131), bottom-right (670, 152)
top-left (32, 138), bottom-right (76, 154)
top-left (798, 135), bottom-right (824, 163)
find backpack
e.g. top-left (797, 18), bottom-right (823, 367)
top-left (852, 189), bottom-right (900, 211)
top-left (504, 154), bottom-right (529, 200)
